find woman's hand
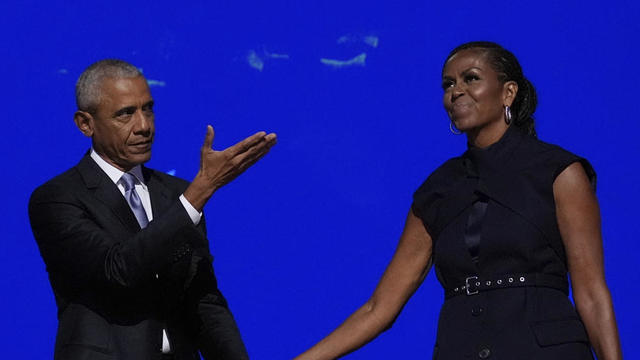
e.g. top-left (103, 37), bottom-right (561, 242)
top-left (295, 209), bottom-right (433, 360)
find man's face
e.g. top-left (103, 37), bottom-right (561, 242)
top-left (86, 76), bottom-right (155, 171)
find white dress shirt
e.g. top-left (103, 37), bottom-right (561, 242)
top-left (90, 149), bottom-right (202, 353)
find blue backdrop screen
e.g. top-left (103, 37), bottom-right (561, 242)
top-left (1, 1), bottom-right (638, 358)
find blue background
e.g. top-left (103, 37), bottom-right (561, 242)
top-left (1, 0), bottom-right (638, 358)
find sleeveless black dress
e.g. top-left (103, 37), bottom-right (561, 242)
top-left (412, 126), bottom-right (596, 360)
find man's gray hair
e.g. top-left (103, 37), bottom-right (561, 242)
top-left (75, 59), bottom-right (143, 113)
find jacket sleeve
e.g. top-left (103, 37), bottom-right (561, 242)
top-left (185, 257), bottom-right (249, 360)
top-left (178, 213), bottom-right (248, 359)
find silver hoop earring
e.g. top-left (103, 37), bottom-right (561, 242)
top-left (504, 105), bottom-right (512, 125)
top-left (450, 121), bottom-right (462, 135)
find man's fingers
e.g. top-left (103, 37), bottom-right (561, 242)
top-left (243, 133), bottom-right (277, 160)
top-left (202, 125), bottom-right (215, 150)
top-left (237, 150), bottom-right (269, 175)
top-left (227, 146), bottom-right (272, 181)
top-left (202, 132), bottom-right (276, 189)
top-left (264, 133), bottom-right (277, 144)
top-left (231, 134), bottom-right (276, 168)
top-left (225, 131), bottom-right (268, 157)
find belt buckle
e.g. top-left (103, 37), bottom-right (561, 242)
top-left (465, 276), bottom-right (479, 296)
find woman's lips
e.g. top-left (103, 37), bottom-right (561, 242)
top-left (452, 102), bottom-right (473, 111)
top-left (450, 102), bottom-right (473, 117)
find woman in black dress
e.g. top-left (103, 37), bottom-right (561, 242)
top-left (295, 42), bottom-right (621, 359)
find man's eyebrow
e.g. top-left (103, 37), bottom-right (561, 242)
top-left (113, 106), bottom-right (137, 117)
top-left (142, 100), bottom-right (154, 108)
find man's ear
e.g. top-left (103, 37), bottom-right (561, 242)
top-left (74, 111), bottom-right (94, 137)
top-left (503, 80), bottom-right (518, 107)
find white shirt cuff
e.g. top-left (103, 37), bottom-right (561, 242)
top-left (179, 194), bottom-right (202, 225)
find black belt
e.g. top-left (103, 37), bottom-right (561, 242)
top-left (445, 273), bottom-right (568, 298)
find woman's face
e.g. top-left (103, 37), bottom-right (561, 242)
top-left (442, 49), bottom-right (513, 136)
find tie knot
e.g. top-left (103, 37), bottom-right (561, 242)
top-left (120, 172), bottom-right (138, 191)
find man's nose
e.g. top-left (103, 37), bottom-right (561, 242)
top-left (132, 109), bottom-right (152, 133)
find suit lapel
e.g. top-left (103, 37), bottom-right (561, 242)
top-left (76, 154), bottom-right (141, 232)
top-left (143, 166), bottom-right (175, 218)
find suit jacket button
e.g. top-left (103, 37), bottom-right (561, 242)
top-left (471, 307), bottom-right (483, 316)
top-left (478, 348), bottom-right (491, 359)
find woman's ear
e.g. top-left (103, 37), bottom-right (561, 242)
top-left (74, 111), bottom-right (94, 137)
top-left (503, 81), bottom-right (518, 107)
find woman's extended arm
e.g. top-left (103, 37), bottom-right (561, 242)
top-left (295, 209), bottom-right (433, 360)
top-left (554, 162), bottom-right (622, 360)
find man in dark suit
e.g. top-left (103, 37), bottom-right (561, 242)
top-left (28, 59), bottom-right (276, 359)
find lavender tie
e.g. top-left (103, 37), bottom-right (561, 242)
top-left (120, 172), bottom-right (149, 228)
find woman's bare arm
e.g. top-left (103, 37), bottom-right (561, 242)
top-left (295, 209), bottom-right (433, 360)
top-left (554, 162), bottom-right (622, 360)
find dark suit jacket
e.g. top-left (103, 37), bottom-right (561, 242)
top-left (28, 154), bottom-right (249, 360)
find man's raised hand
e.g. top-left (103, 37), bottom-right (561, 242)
top-left (184, 125), bottom-right (277, 211)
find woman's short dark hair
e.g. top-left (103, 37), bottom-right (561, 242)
top-left (444, 41), bottom-right (537, 137)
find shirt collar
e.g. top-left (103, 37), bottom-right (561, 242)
top-left (89, 148), bottom-right (147, 189)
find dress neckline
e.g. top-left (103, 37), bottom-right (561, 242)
top-left (466, 125), bottom-right (519, 153)
top-left (463, 126), bottom-right (525, 173)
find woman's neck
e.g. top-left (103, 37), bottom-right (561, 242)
top-left (466, 122), bottom-right (510, 149)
